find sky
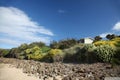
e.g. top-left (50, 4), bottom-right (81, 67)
top-left (0, 0), bottom-right (120, 49)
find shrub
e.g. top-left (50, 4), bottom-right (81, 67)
top-left (63, 44), bottom-right (98, 63)
top-left (95, 45), bottom-right (116, 63)
top-left (50, 39), bottom-right (78, 49)
top-left (29, 42), bottom-right (45, 48)
top-left (94, 40), bottom-right (116, 47)
top-left (25, 46), bottom-right (44, 60)
top-left (111, 47), bottom-right (120, 65)
top-left (41, 46), bottom-right (51, 53)
top-left (47, 49), bottom-right (64, 62)
top-left (63, 45), bottom-right (82, 62)
top-left (113, 38), bottom-right (120, 47)
top-left (79, 44), bottom-right (98, 63)
top-left (111, 58), bottom-right (120, 65)
top-left (94, 37), bottom-right (120, 47)
top-left (48, 49), bottom-right (62, 56)
top-left (82, 44), bottom-right (96, 52)
top-left (50, 41), bottom-right (59, 49)
top-left (58, 38), bottom-right (78, 49)
top-left (0, 49), bottom-right (10, 57)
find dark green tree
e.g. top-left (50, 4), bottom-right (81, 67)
top-left (106, 34), bottom-right (116, 40)
top-left (50, 41), bottom-right (59, 49)
top-left (94, 36), bottom-right (102, 42)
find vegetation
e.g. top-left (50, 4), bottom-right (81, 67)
top-left (94, 36), bottom-right (102, 42)
top-left (50, 38), bottom-right (78, 49)
top-left (95, 45), bottom-right (115, 63)
top-left (24, 46), bottom-right (44, 60)
top-left (0, 49), bottom-right (10, 57)
top-left (0, 34), bottom-right (120, 65)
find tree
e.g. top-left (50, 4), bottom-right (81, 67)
top-left (58, 38), bottom-right (78, 49)
top-left (106, 34), bottom-right (116, 40)
top-left (50, 41), bottom-right (59, 49)
top-left (94, 36), bottom-right (102, 42)
top-left (78, 38), bottom-right (84, 43)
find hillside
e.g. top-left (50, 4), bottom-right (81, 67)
top-left (0, 35), bottom-right (120, 64)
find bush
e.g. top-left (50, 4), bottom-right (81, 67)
top-left (50, 39), bottom-right (78, 49)
top-left (113, 38), bottom-right (120, 47)
top-left (47, 49), bottom-right (64, 62)
top-left (94, 40), bottom-right (116, 47)
top-left (0, 49), bottom-right (10, 57)
top-left (79, 44), bottom-right (98, 63)
top-left (63, 45), bottom-right (82, 63)
top-left (28, 42), bottom-right (45, 48)
top-left (41, 46), bottom-right (51, 53)
top-left (63, 44), bottom-right (98, 63)
top-left (25, 46), bottom-right (44, 60)
top-left (82, 44), bottom-right (96, 52)
top-left (111, 58), bottom-right (120, 65)
top-left (50, 41), bottom-right (59, 49)
top-left (58, 39), bottom-right (78, 49)
top-left (95, 45), bottom-right (116, 63)
top-left (111, 47), bottom-right (120, 65)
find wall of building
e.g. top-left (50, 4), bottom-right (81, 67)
top-left (84, 38), bottom-right (93, 44)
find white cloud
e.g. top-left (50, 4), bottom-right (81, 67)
top-left (100, 32), bottom-right (113, 38)
top-left (0, 6), bottom-right (54, 48)
top-left (99, 22), bottom-right (120, 38)
top-left (112, 22), bottom-right (120, 31)
top-left (0, 38), bottom-right (21, 46)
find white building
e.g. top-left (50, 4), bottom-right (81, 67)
top-left (79, 38), bottom-right (93, 44)
top-left (84, 38), bottom-right (93, 44)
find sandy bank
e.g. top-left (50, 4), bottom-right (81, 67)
top-left (0, 63), bottom-right (40, 80)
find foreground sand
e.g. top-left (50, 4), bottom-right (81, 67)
top-left (0, 63), bottom-right (40, 80)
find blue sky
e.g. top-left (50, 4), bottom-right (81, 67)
top-left (0, 0), bottom-right (120, 48)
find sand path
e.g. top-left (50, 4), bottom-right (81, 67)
top-left (0, 63), bottom-right (40, 80)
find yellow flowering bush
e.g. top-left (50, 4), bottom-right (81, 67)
top-left (47, 49), bottom-right (64, 62)
top-left (25, 46), bottom-right (44, 60)
top-left (48, 49), bottom-right (62, 56)
top-left (94, 40), bottom-right (116, 48)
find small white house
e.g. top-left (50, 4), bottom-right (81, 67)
top-left (79, 38), bottom-right (93, 44)
top-left (84, 38), bottom-right (93, 44)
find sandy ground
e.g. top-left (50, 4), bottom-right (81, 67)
top-left (0, 63), bottom-right (40, 80)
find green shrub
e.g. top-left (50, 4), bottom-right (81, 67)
top-left (41, 46), bottom-right (51, 53)
top-left (82, 44), bottom-right (96, 52)
top-left (58, 38), bottom-right (78, 49)
top-left (63, 45), bottom-right (82, 62)
top-left (111, 58), bottom-right (120, 65)
top-left (63, 44), bottom-right (98, 63)
top-left (47, 49), bottom-right (64, 62)
top-left (50, 41), bottom-right (59, 49)
top-left (0, 49), bottom-right (10, 57)
top-left (50, 39), bottom-right (78, 49)
top-left (28, 42), bottom-right (45, 48)
top-left (111, 47), bottom-right (120, 65)
top-left (79, 44), bottom-right (98, 63)
top-left (95, 45), bottom-right (116, 63)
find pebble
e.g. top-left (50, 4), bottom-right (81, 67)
top-left (0, 58), bottom-right (120, 80)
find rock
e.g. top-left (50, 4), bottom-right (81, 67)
top-left (75, 68), bottom-right (85, 73)
top-left (105, 65), bottom-right (112, 69)
top-left (0, 58), bottom-right (120, 80)
top-left (53, 76), bottom-right (62, 80)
